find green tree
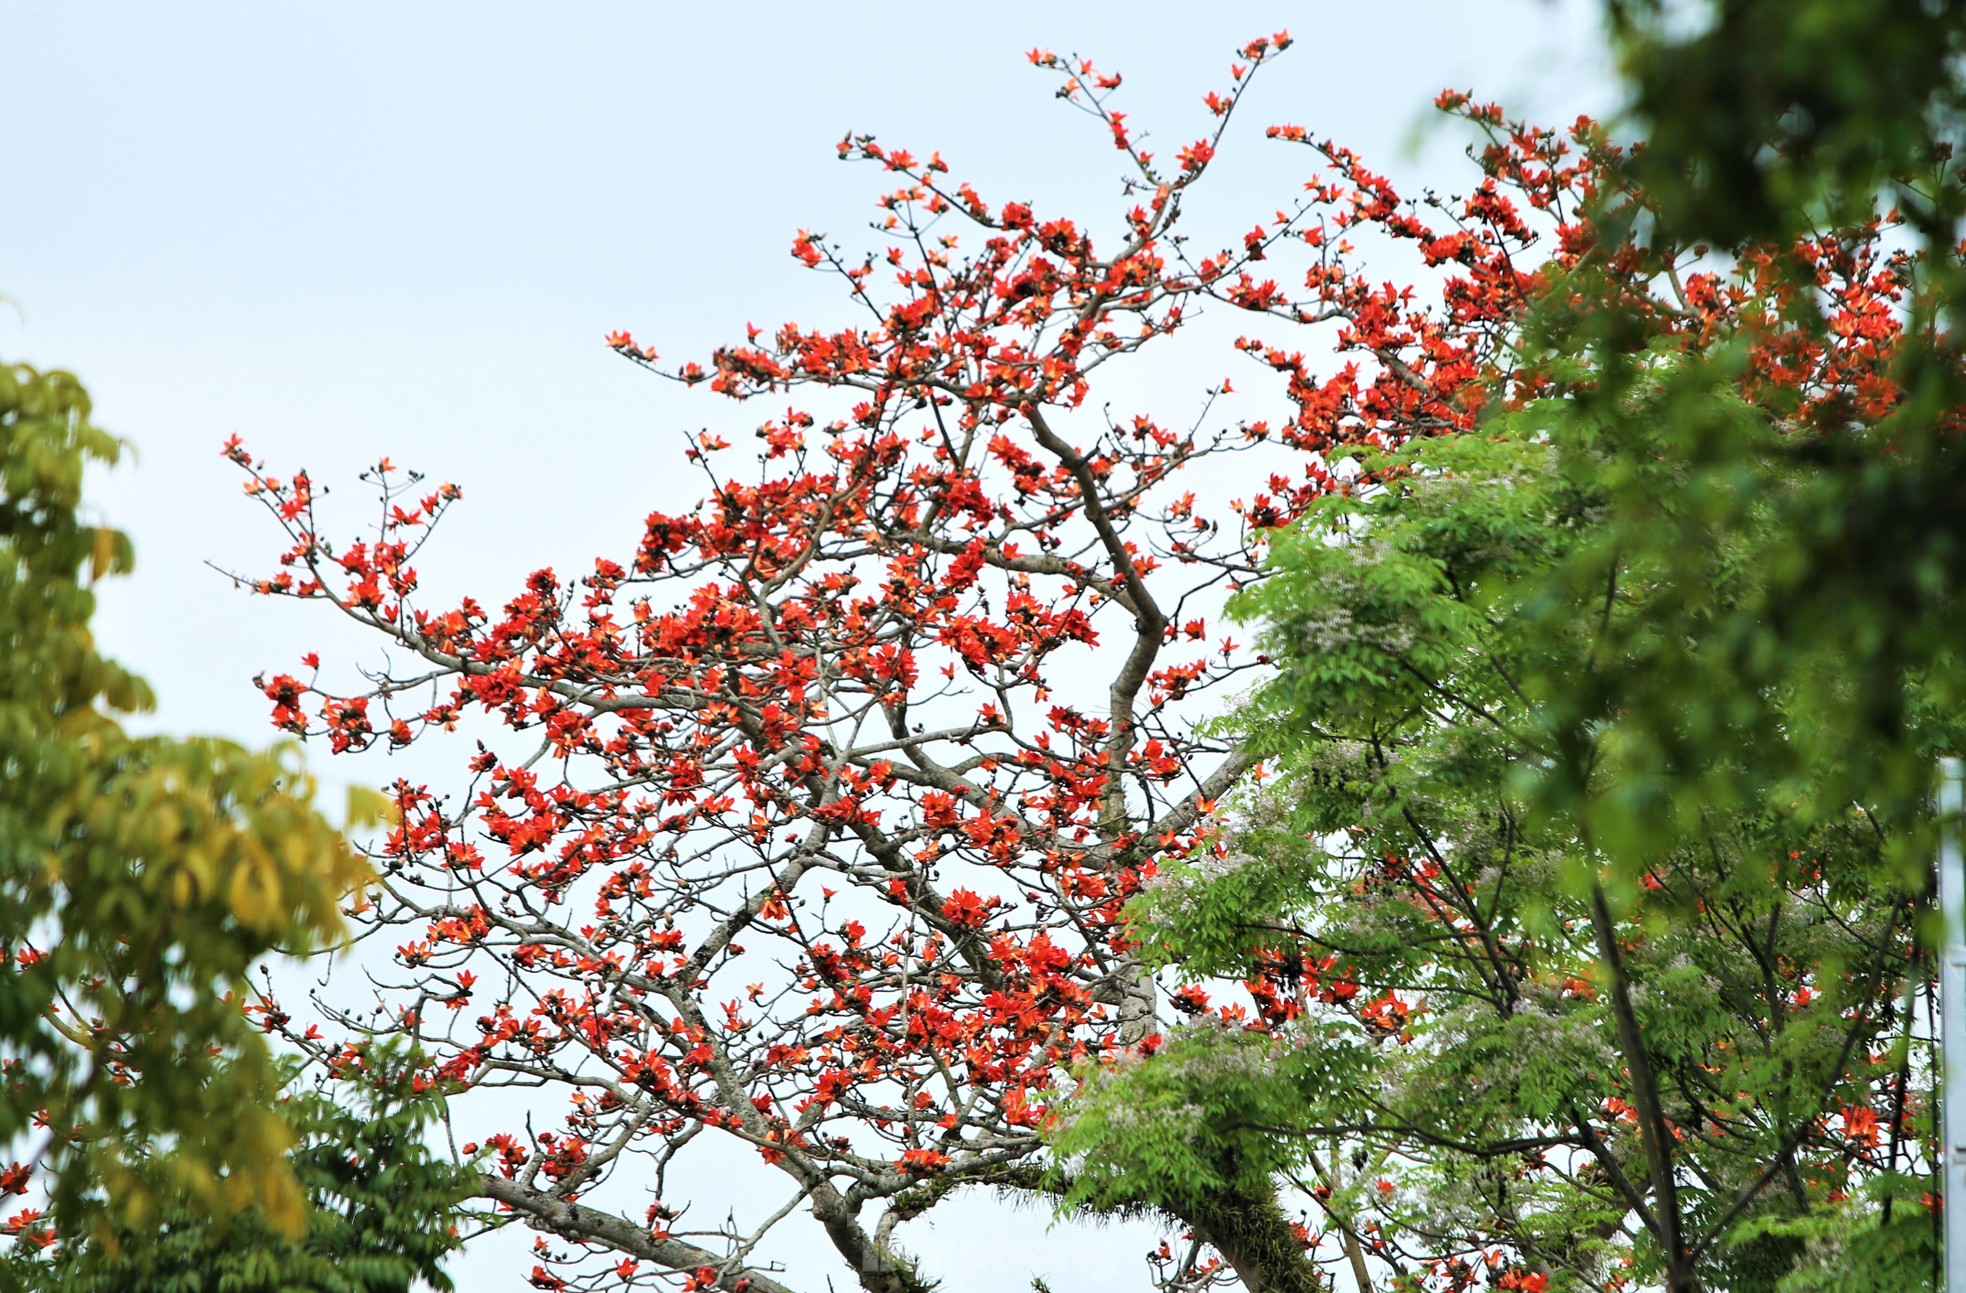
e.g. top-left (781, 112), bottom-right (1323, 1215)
top-left (1069, 416), bottom-right (1937, 1292)
top-left (1609, 0), bottom-right (1966, 250)
top-left (0, 356), bottom-right (374, 1247)
top-left (1546, 0), bottom-right (1966, 873)
top-left (4, 1045), bottom-right (470, 1293)
top-left (1054, 77), bottom-right (1956, 1288)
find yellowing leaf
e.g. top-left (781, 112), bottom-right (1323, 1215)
top-left (88, 525), bottom-right (120, 582)
top-left (225, 842), bottom-right (283, 932)
top-left (345, 783), bottom-right (395, 829)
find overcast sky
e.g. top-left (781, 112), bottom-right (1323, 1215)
top-left (4, 4), bottom-right (1617, 1288)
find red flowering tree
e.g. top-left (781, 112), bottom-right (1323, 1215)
top-left (226, 38), bottom-right (1562, 1293)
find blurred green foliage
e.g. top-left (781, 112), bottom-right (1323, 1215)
top-left (0, 357), bottom-right (373, 1245)
top-left (1611, 0), bottom-right (1966, 248)
top-left (4, 1044), bottom-right (470, 1293)
top-left (1576, 0), bottom-right (1966, 849)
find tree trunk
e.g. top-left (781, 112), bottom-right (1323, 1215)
top-left (1183, 1183), bottom-right (1324, 1293)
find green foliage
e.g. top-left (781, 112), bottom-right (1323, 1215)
top-left (0, 357), bottom-right (372, 1241)
top-left (1077, 402), bottom-right (1930, 1289)
top-left (1572, 0), bottom-right (1966, 856)
top-left (1610, 0), bottom-right (1966, 247)
top-left (1053, 1021), bottom-right (1369, 1213)
top-left (1505, 274), bottom-right (1964, 887)
top-left (1054, 11), bottom-right (1966, 1285)
top-left (4, 1045), bottom-right (471, 1292)
top-left (1730, 1173), bottom-right (1938, 1292)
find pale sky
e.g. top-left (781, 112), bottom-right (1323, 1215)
top-left (3, 3), bottom-right (1617, 1288)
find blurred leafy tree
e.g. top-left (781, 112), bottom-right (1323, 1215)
top-left (0, 356), bottom-right (374, 1249)
top-left (1560, 0), bottom-right (1966, 852)
top-left (3, 1044), bottom-right (470, 1293)
top-left (1609, 0), bottom-right (1966, 248)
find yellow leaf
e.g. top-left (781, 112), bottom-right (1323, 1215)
top-left (260, 1168), bottom-right (307, 1239)
top-left (88, 525), bottom-right (119, 582)
top-left (345, 783), bottom-right (395, 829)
top-left (225, 841), bottom-right (282, 931)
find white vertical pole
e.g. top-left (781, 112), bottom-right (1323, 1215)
top-left (1941, 757), bottom-right (1966, 1293)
